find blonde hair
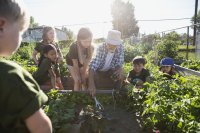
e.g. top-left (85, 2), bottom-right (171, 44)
top-left (76, 27), bottom-right (93, 65)
top-left (0, 0), bottom-right (29, 32)
top-left (42, 26), bottom-right (57, 43)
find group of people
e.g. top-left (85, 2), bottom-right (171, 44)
top-left (31, 24), bottom-right (177, 93)
top-left (0, 0), bottom-right (177, 132)
top-left (31, 25), bottom-right (124, 97)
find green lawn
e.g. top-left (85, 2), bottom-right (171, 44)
top-left (178, 45), bottom-right (195, 50)
top-left (178, 51), bottom-right (199, 60)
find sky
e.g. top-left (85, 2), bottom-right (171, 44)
top-left (23, 0), bottom-right (199, 38)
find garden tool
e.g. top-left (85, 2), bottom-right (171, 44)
top-left (93, 97), bottom-right (104, 110)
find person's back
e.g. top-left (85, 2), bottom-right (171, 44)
top-left (0, 0), bottom-right (52, 132)
top-left (0, 60), bottom-right (49, 132)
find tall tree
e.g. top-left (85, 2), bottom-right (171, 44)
top-left (29, 16), bottom-right (39, 28)
top-left (191, 10), bottom-right (200, 31)
top-left (61, 27), bottom-right (74, 41)
top-left (111, 0), bottom-right (139, 38)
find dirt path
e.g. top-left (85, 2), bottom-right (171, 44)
top-left (69, 105), bottom-right (145, 133)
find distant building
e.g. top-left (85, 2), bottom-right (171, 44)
top-left (22, 26), bottom-right (68, 43)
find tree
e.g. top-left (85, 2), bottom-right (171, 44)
top-left (157, 32), bottom-right (181, 61)
top-left (191, 10), bottom-right (200, 31)
top-left (111, 0), bottom-right (139, 38)
top-left (61, 27), bottom-right (75, 47)
top-left (29, 16), bottom-right (39, 28)
top-left (62, 27), bottom-right (74, 41)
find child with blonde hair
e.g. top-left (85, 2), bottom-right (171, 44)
top-left (32, 26), bottom-right (64, 89)
top-left (32, 26), bottom-right (63, 65)
top-left (66, 27), bottom-right (94, 91)
top-left (0, 0), bottom-right (52, 132)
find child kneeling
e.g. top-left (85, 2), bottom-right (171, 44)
top-left (33, 44), bottom-right (64, 91)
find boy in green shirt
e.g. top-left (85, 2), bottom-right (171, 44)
top-left (0, 0), bottom-right (52, 133)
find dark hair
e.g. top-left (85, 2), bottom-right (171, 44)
top-left (77, 27), bottom-right (93, 42)
top-left (132, 56), bottom-right (146, 65)
top-left (43, 44), bottom-right (56, 54)
top-left (38, 44), bottom-right (56, 66)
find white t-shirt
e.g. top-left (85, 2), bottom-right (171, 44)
top-left (100, 52), bottom-right (114, 71)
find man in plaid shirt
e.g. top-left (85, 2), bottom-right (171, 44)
top-left (89, 30), bottom-right (124, 96)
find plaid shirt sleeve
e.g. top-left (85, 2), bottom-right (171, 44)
top-left (109, 43), bottom-right (124, 69)
top-left (89, 45), bottom-right (104, 71)
top-left (117, 43), bottom-right (124, 67)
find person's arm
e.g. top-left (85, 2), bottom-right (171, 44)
top-left (118, 44), bottom-right (124, 67)
top-left (83, 45), bottom-right (94, 73)
top-left (113, 66), bottom-right (123, 80)
top-left (72, 59), bottom-right (81, 82)
top-left (56, 44), bottom-right (63, 63)
top-left (125, 74), bottom-right (131, 84)
top-left (145, 69), bottom-right (151, 82)
top-left (88, 68), bottom-right (96, 97)
top-left (32, 50), bottom-right (39, 65)
top-left (48, 68), bottom-right (57, 89)
top-left (56, 77), bottom-right (64, 89)
top-left (25, 108), bottom-right (52, 133)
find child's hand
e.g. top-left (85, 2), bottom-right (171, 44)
top-left (56, 77), bottom-right (64, 90)
top-left (136, 79), bottom-right (143, 86)
top-left (124, 79), bottom-right (130, 84)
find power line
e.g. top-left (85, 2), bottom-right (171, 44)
top-left (55, 17), bottom-right (192, 27)
top-left (137, 17), bottom-right (191, 21)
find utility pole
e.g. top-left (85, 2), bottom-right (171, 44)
top-left (193, 0), bottom-right (198, 46)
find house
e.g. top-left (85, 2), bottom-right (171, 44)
top-left (22, 26), bottom-right (68, 43)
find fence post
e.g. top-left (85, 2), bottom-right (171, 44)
top-left (186, 26), bottom-right (189, 60)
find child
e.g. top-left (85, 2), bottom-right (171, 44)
top-left (33, 44), bottom-right (64, 91)
top-left (0, 0), bottom-right (52, 132)
top-left (32, 26), bottom-right (63, 89)
top-left (126, 56), bottom-right (150, 88)
top-left (32, 26), bottom-right (63, 65)
top-left (159, 57), bottom-right (176, 79)
top-left (66, 27), bottom-right (94, 91)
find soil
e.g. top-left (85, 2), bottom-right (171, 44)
top-left (68, 105), bottom-right (146, 133)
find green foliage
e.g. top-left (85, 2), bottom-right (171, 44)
top-left (1, 43), bottom-right (37, 74)
top-left (124, 43), bottom-right (142, 62)
top-left (157, 32), bottom-right (181, 61)
top-left (191, 10), bottom-right (200, 32)
top-left (123, 59), bottom-right (200, 132)
top-left (181, 60), bottom-right (200, 71)
top-left (44, 90), bottom-right (113, 133)
top-left (29, 16), bottom-right (39, 28)
top-left (10, 43), bottom-right (35, 60)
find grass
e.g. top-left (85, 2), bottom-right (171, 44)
top-left (178, 45), bottom-right (195, 51)
top-left (178, 51), bottom-right (199, 60)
